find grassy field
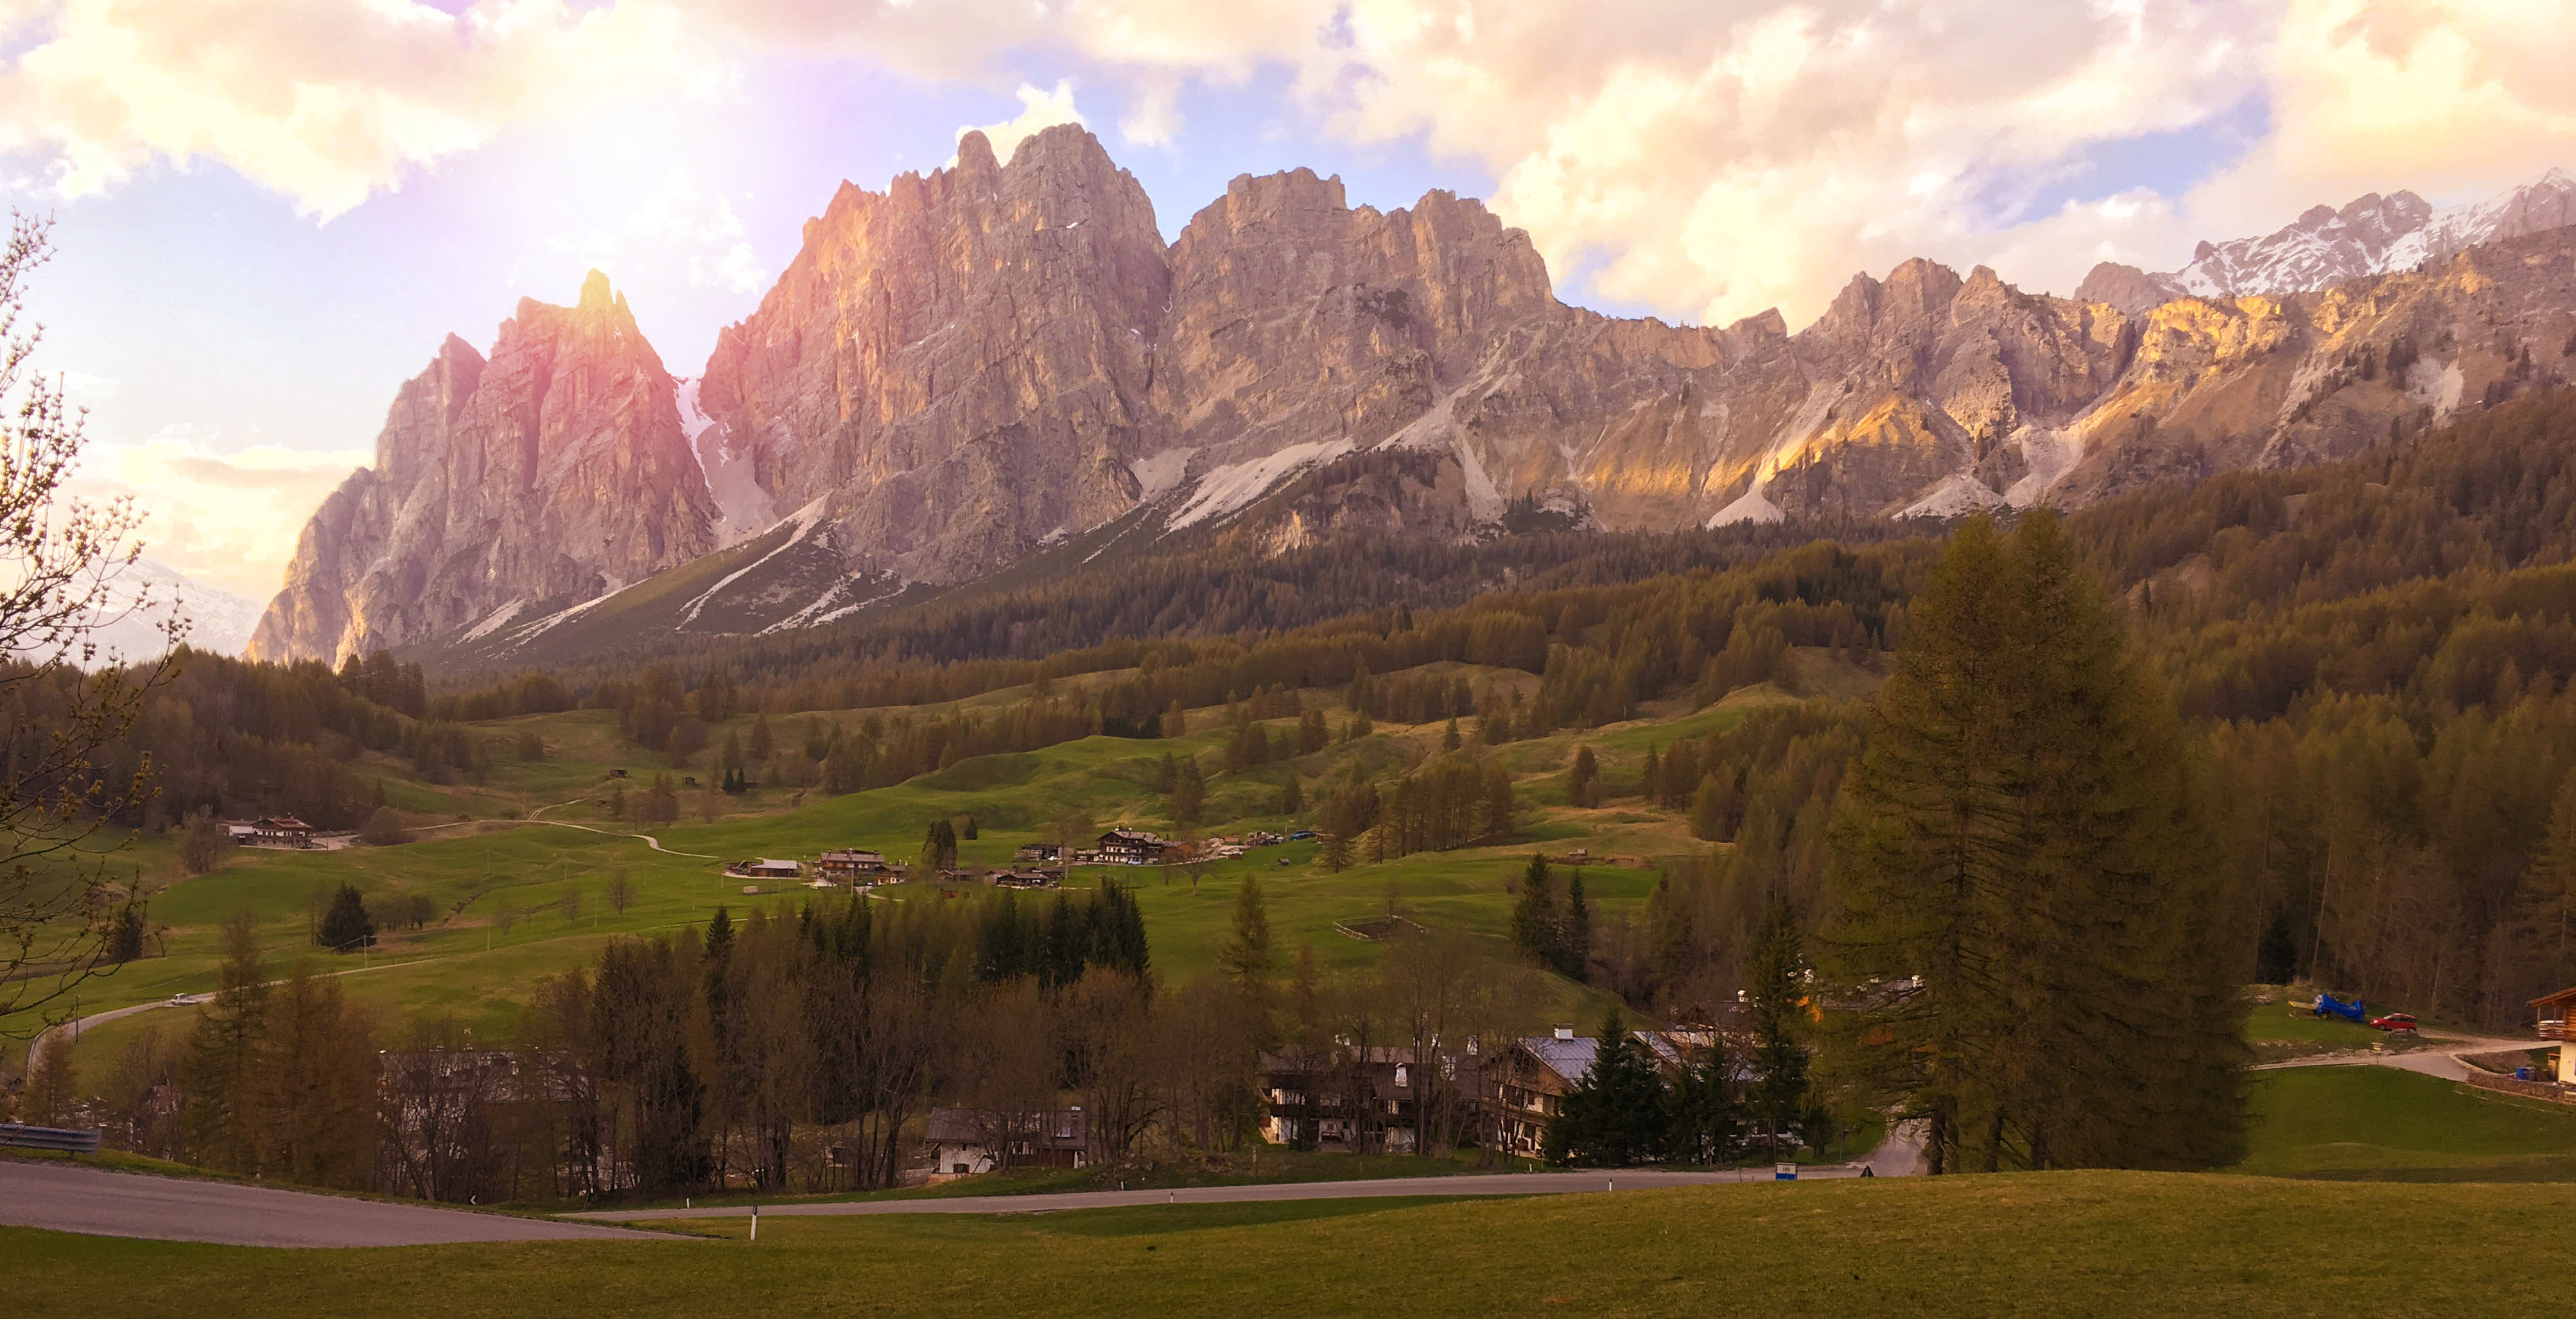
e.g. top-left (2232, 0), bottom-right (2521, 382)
top-left (8, 660), bottom-right (1859, 1060)
top-left (10, 1170), bottom-right (2572, 1317)
top-left (2238, 1065), bottom-right (2576, 1181)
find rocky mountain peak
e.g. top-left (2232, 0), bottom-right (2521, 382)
top-left (250, 273), bottom-right (716, 662)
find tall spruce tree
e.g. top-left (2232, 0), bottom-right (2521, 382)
top-left (1820, 512), bottom-right (2245, 1175)
top-left (1746, 897), bottom-right (1811, 1153)
top-left (1558, 870), bottom-right (1592, 981)
top-left (1542, 1006), bottom-right (1668, 1166)
top-left (1511, 854), bottom-right (1558, 967)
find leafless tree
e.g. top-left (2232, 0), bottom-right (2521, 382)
top-left (0, 214), bottom-right (180, 1033)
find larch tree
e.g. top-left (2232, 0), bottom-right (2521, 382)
top-left (1820, 512), bottom-right (2245, 1175)
top-left (1217, 875), bottom-right (1276, 1011)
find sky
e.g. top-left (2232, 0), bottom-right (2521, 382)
top-left (3, 0), bottom-right (2572, 603)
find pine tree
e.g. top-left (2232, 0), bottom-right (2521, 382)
top-left (1542, 1006), bottom-right (1668, 1166)
top-left (1155, 752), bottom-right (1179, 794)
top-left (1173, 759), bottom-right (1206, 824)
top-left (1745, 897), bottom-right (1810, 1153)
top-left (1558, 870), bottom-right (1592, 981)
top-left (1569, 746), bottom-right (1601, 807)
top-left (108, 901), bottom-right (146, 963)
top-left (1319, 831), bottom-right (1352, 872)
top-left (1821, 512), bottom-right (2245, 1175)
top-left (1442, 717), bottom-right (1462, 751)
top-left (1483, 764), bottom-right (1517, 840)
top-left (1510, 854), bottom-right (1558, 967)
top-left (922, 818), bottom-right (959, 870)
top-left (1640, 745), bottom-right (1662, 804)
top-left (318, 884), bottom-right (374, 951)
top-left (1278, 775), bottom-right (1305, 815)
top-left (1218, 875), bottom-right (1275, 1008)
top-left (181, 913), bottom-right (269, 1171)
top-left (747, 711), bottom-right (772, 761)
top-left (1666, 1040), bottom-right (1743, 1166)
top-left (1690, 773), bottom-right (1727, 841)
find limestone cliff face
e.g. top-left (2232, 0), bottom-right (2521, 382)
top-left (261, 127), bottom-right (2576, 665)
top-left (250, 273), bottom-right (715, 662)
top-left (695, 127), bottom-right (1167, 585)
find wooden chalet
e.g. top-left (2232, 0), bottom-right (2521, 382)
top-left (814, 849), bottom-right (891, 881)
top-left (250, 816), bottom-right (316, 848)
top-left (1096, 828), bottom-right (1176, 865)
top-left (1013, 842), bottom-right (1063, 865)
top-left (726, 858), bottom-right (801, 881)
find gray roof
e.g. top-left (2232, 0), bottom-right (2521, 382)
top-left (1520, 1031), bottom-right (1687, 1084)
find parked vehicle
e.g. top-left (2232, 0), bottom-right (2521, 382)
top-left (2371, 1012), bottom-right (2419, 1033)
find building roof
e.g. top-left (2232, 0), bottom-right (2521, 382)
top-left (2532, 985), bottom-right (2576, 1009)
top-left (1517, 1031), bottom-right (1688, 1085)
top-left (818, 850), bottom-right (885, 863)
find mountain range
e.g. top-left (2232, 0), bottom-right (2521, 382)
top-left (246, 130), bottom-right (2576, 667)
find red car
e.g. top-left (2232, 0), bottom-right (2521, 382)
top-left (2371, 1012), bottom-right (2418, 1033)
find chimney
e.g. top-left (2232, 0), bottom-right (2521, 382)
top-left (1553, 1024), bottom-right (1574, 1041)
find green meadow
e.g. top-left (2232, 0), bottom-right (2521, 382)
top-left (11, 1171), bottom-right (2572, 1318)
top-left (8, 662), bottom-right (1825, 1060)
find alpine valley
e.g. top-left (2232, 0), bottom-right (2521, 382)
top-left (248, 127), bottom-right (2576, 669)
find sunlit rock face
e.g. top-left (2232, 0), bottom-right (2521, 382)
top-left (250, 273), bottom-right (715, 662)
top-left (259, 129), bottom-right (2576, 662)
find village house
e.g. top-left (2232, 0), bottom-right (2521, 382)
top-left (991, 868), bottom-right (1064, 890)
top-left (814, 849), bottom-right (891, 881)
top-left (726, 859), bottom-right (801, 881)
top-left (1013, 843), bottom-right (1063, 865)
top-left (248, 816), bottom-right (316, 848)
top-left (1260, 1043), bottom-right (1484, 1154)
top-left (923, 1107), bottom-right (1090, 1180)
top-left (1096, 828), bottom-right (1176, 865)
top-left (1487, 1027), bottom-right (1692, 1159)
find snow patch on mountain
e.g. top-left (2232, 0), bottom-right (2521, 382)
top-left (2115, 168), bottom-right (2576, 305)
top-left (55, 559), bottom-right (263, 664)
top-left (1901, 474), bottom-right (2008, 519)
top-left (677, 377), bottom-right (775, 548)
top-left (1165, 439), bottom-right (1353, 531)
top-left (1129, 447), bottom-right (1196, 502)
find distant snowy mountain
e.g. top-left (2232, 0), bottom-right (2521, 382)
top-left (2078, 168), bottom-right (2576, 313)
top-left (65, 559), bottom-right (262, 665)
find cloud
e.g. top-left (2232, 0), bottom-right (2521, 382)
top-left (693, 0), bottom-right (2576, 324)
top-left (64, 430), bottom-right (366, 599)
top-left (0, 0), bottom-right (713, 218)
top-left (557, 171), bottom-right (766, 295)
top-left (2180, 0), bottom-right (2576, 240)
top-left (956, 78), bottom-right (1088, 166)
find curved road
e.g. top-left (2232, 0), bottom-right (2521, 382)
top-left (2254, 1033), bottom-right (2544, 1083)
top-left (0, 1160), bottom-right (674, 1247)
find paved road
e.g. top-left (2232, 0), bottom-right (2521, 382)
top-left (0, 1160), bottom-right (674, 1248)
top-left (575, 1151), bottom-right (1917, 1224)
top-left (2254, 1033), bottom-right (2544, 1083)
top-left (20, 997), bottom-right (201, 1072)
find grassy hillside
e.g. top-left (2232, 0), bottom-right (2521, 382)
top-left (2240, 1066), bottom-right (2576, 1181)
top-left (8, 659), bottom-right (1871, 1058)
top-left (11, 1171), bottom-right (2572, 1317)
